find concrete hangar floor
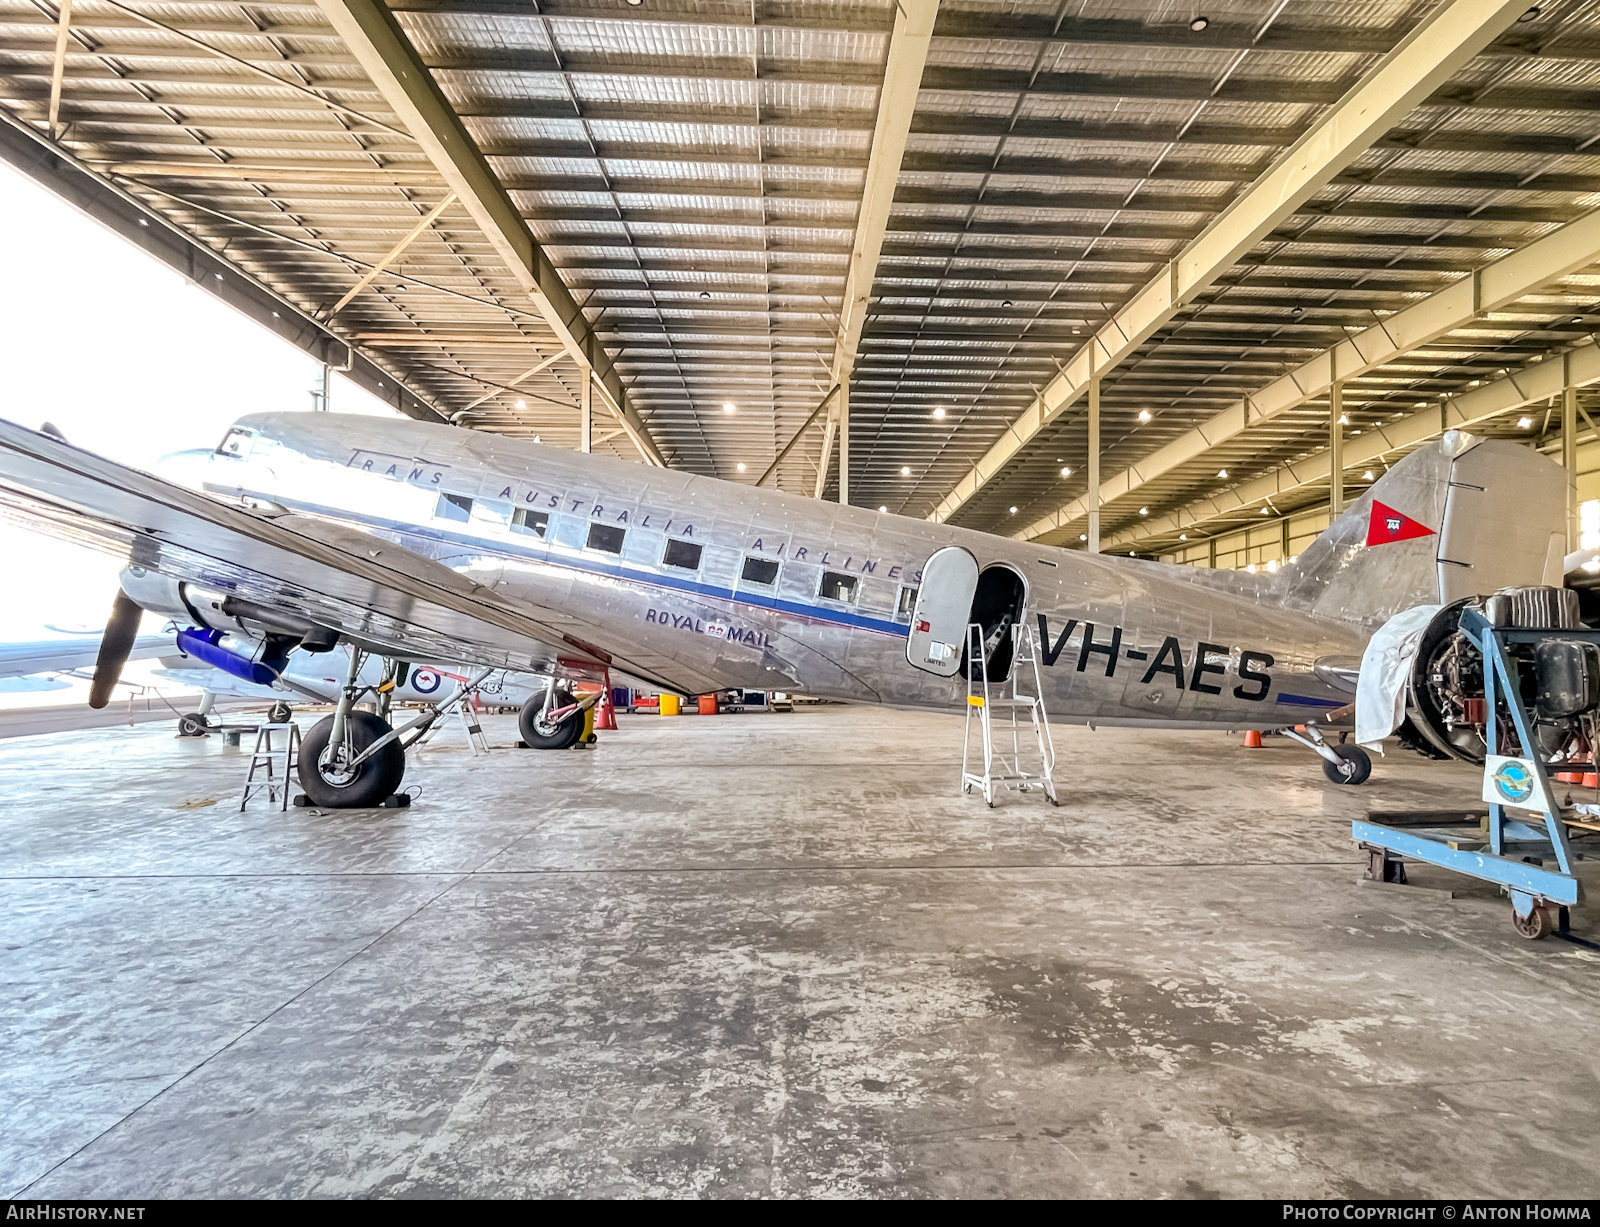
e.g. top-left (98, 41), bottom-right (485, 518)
top-left (2, 705), bottom-right (1598, 1200)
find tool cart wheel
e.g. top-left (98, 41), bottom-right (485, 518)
top-left (1512, 904), bottom-right (1557, 940)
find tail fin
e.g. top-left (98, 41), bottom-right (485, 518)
top-left (1286, 431), bottom-right (1567, 627)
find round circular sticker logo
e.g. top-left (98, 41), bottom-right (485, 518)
top-left (1492, 759), bottom-right (1535, 805)
top-left (411, 667), bottom-right (441, 695)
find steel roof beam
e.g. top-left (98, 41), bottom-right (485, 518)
top-left (1105, 341), bottom-right (1600, 551)
top-left (818, 0), bottom-right (937, 499)
top-left (1010, 209), bottom-right (1600, 543)
top-left (927, 0), bottom-right (1536, 526)
top-left (310, 0), bottom-right (663, 467)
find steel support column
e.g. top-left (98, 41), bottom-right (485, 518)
top-left (1565, 356), bottom-right (1579, 548)
top-left (1087, 375), bottom-right (1100, 553)
top-left (838, 382), bottom-right (851, 506)
top-left (1330, 382), bottom-right (1344, 518)
top-left (580, 368), bottom-right (592, 453)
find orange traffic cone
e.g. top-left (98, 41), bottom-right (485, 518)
top-left (597, 671), bottom-right (619, 731)
top-left (1244, 729), bottom-right (1263, 748)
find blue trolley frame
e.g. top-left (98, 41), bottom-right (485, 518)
top-left (1351, 609), bottom-right (1589, 929)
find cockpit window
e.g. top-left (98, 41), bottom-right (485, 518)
top-left (436, 493), bottom-right (472, 523)
top-left (214, 427), bottom-right (254, 459)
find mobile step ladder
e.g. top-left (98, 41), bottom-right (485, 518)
top-left (1352, 606), bottom-right (1590, 940)
top-left (961, 617), bottom-right (1059, 808)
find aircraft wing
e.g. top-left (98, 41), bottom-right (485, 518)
top-left (0, 633), bottom-right (171, 680)
top-left (0, 418), bottom-right (636, 681)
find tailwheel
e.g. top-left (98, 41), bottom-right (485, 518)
top-left (267, 700), bottom-right (293, 725)
top-left (1322, 743), bottom-right (1372, 786)
top-left (297, 711), bottom-right (405, 808)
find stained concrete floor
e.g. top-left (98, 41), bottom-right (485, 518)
top-left (3, 705), bottom-right (1599, 1199)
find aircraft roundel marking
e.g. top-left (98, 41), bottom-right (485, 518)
top-left (1365, 499), bottom-right (1436, 547)
top-left (412, 667), bottom-right (441, 694)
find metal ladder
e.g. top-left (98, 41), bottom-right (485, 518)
top-left (961, 617), bottom-right (1059, 808)
top-left (241, 721), bottom-right (300, 811)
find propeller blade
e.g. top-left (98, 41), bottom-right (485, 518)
top-left (88, 590), bottom-right (142, 709)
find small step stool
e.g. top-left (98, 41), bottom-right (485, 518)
top-left (961, 618), bottom-right (1059, 808)
top-left (241, 722), bottom-right (300, 811)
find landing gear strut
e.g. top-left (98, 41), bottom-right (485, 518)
top-left (1283, 724), bottom-right (1372, 785)
top-left (294, 648), bottom-right (492, 808)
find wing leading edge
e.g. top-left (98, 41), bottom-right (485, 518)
top-left (0, 417), bottom-right (617, 679)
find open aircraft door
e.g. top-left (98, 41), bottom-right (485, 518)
top-left (905, 546), bottom-right (980, 676)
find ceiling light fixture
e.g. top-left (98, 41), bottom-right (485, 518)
top-left (1363, 470), bottom-right (1375, 480)
top-left (1217, 468), bottom-right (1228, 478)
top-left (1009, 506), bottom-right (1018, 514)
top-left (736, 462), bottom-right (747, 471)
top-left (878, 505), bottom-right (888, 513)
top-left (932, 406), bottom-right (946, 419)
top-left (1061, 466), bottom-right (1071, 477)
top-left (1079, 534), bottom-right (1088, 541)
top-left (1518, 415), bottom-right (1534, 428)
top-left (1139, 506), bottom-right (1148, 515)
top-left (1190, 15), bottom-right (1209, 30)
top-left (1518, 5), bottom-right (1540, 20)
top-left (699, 290), bottom-right (711, 299)
top-left (723, 402), bottom-right (735, 413)
top-left (515, 399), bottom-right (526, 409)
top-left (900, 466), bottom-right (911, 476)
top-left (1338, 415), bottom-right (1349, 425)
top-left (1138, 409), bottom-right (1151, 422)
top-left (1179, 533), bottom-right (1188, 541)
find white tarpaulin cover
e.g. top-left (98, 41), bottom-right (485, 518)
top-left (1355, 604), bottom-right (1442, 754)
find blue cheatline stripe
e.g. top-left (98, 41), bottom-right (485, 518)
top-left (1275, 693), bottom-right (1345, 708)
top-left (250, 489), bottom-right (913, 639)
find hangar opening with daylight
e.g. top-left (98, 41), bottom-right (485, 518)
top-left (2, 0), bottom-right (1600, 1203)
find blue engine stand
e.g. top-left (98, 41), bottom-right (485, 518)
top-left (1352, 608), bottom-right (1589, 940)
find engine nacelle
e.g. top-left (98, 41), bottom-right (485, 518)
top-left (174, 627), bottom-right (289, 686)
top-left (1406, 585), bottom-right (1600, 763)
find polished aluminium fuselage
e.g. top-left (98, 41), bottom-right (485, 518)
top-left (210, 413), bottom-right (1367, 728)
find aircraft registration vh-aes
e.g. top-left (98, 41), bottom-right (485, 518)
top-left (0, 412), bottom-right (1585, 809)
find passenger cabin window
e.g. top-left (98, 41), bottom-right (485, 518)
top-left (587, 522), bottom-right (626, 554)
top-left (512, 508), bottom-right (548, 538)
top-left (214, 427), bottom-right (253, 458)
top-left (436, 493), bottom-right (472, 523)
top-left (662, 538), bottom-right (702, 570)
top-left (819, 571), bottom-right (858, 603)
top-left (896, 585), bottom-right (919, 622)
top-left (741, 556), bottom-right (780, 586)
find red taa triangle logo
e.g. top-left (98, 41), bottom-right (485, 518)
top-left (1366, 499), bottom-right (1436, 547)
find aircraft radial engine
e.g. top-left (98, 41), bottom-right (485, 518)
top-left (1405, 585), bottom-right (1600, 765)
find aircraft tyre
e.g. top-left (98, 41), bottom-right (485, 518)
top-left (267, 701), bottom-right (292, 724)
top-left (176, 712), bottom-right (210, 738)
top-left (519, 689), bottom-right (583, 750)
top-left (1322, 743), bottom-right (1372, 786)
top-left (298, 711), bottom-right (406, 808)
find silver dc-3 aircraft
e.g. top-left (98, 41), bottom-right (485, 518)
top-left (0, 412), bottom-right (1582, 808)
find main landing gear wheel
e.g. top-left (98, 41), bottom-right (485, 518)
top-left (1322, 743), bottom-right (1372, 786)
top-left (176, 712), bottom-right (211, 738)
top-left (519, 689), bottom-right (583, 750)
top-left (297, 711), bottom-right (405, 808)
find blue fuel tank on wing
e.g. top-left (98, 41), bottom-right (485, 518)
top-left (175, 628), bottom-right (287, 686)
